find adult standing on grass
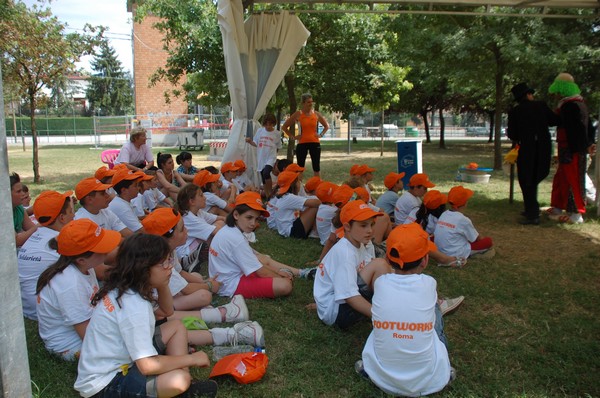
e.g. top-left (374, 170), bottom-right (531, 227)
top-left (507, 82), bottom-right (559, 225)
top-left (547, 73), bottom-right (596, 224)
top-left (114, 127), bottom-right (154, 172)
top-left (282, 93), bottom-right (329, 177)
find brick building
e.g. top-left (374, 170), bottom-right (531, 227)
top-left (127, 2), bottom-right (188, 117)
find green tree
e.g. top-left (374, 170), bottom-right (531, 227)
top-left (87, 40), bottom-right (133, 116)
top-left (0, 1), bottom-right (102, 182)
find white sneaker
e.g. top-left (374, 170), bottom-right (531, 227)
top-left (222, 295), bottom-right (249, 322)
top-left (228, 321), bottom-right (265, 347)
top-left (569, 213), bottom-right (584, 224)
top-left (439, 296), bottom-right (464, 316)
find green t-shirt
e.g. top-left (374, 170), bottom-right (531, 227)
top-left (13, 205), bottom-right (25, 233)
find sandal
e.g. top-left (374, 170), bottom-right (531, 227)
top-left (544, 207), bottom-right (562, 216)
top-left (557, 214), bottom-right (570, 223)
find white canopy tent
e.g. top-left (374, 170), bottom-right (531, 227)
top-left (217, 0), bottom-right (310, 183)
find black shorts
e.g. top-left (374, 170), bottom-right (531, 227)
top-left (260, 165), bottom-right (274, 184)
top-left (334, 274), bottom-right (373, 330)
top-left (290, 217), bottom-right (308, 239)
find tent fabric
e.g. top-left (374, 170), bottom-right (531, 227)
top-left (217, 0), bottom-right (310, 183)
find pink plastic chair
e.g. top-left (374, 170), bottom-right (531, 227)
top-left (101, 149), bottom-right (120, 169)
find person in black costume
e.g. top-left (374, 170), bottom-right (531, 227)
top-left (507, 83), bottom-right (559, 225)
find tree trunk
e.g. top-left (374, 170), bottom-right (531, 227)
top-left (493, 47), bottom-right (504, 170)
top-left (439, 107), bottom-right (446, 149)
top-left (29, 91), bottom-right (41, 183)
top-left (284, 74), bottom-right (297, 162)
top-left (420, 108), bottom-right (431, 143)
top-left (487, 110), bottom-right (495, 143)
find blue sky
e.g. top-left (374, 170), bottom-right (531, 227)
top-left (22, 0), bottom-right (133, 73)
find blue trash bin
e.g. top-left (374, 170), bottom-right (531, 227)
top-left (396, 139), bottom-right (423, 186)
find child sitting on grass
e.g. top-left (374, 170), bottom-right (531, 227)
top-left (394, 173), bottom-right (435, 225)
top-left (209, 192), bottom-right (311, 299)
top-left (376, 172), bottom-right (405, 220)
top-left (313, 200), bottom-right (392, 330)
top-left (275, 170), bottom-right (321, 239)
top-left (74, 234), bottom-right (218, 398)
top-left (193, 169), bottom-right (235, 216)
top-left (434, 185), bottom-right (494, 259)
top-left (36, 219), bottom-right (121, 360)
top-left (357, 223), bottom-right (455, 397)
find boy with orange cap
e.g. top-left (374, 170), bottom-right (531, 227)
top-left (75, 177), bottom-right (133, 237)
top-left (357, 223), bottom-right (456, 396)
top-left (313, 200), bottom-right (391, 330)
top-left (434, 186), bottom-right (494, 259)
top-left (394, 173), bottom-right (435, 225)
top-left (376, 172), bottom-right (405, 220)
top-left (107, 169), bottom-right (151, 233)
top-left (18, 190), bottom-right (75, 320)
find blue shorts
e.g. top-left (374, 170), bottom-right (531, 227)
top-left (334, 274), bottom-right (373, 330)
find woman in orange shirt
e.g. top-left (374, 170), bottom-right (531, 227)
top-left (282, 93), bottom-right (329, 177)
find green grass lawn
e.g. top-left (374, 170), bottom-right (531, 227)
top-left (9, 140), bottom-right (600, 397)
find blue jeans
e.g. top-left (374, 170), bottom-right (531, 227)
top-left (435, 303), bottom-right (448, 348)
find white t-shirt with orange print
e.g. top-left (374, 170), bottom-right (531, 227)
top-left (362, 273), bottom-right (451, 397)
top-left (75, 289), bottom-right (157, 397)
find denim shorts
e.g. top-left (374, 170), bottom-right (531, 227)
top-left (91, 364), bottom-right (157, 398)
top-left (334, 274), bottom-right (373, 330)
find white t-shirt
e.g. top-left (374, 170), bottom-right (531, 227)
top-left (177, 210), bottom-right (217, 258)
top-left (313, 237), bottom-right (374, 325)
top-left (74, 290), bottom-right (157, 398)
top-left (114, 141), bottom-right (153, 166)
top-left (362, 273), bottom-right (451, 397)
top-left (316, 203), bottom-right (337, 245)
top-left (203, 192), bottom-right (227, 213)
top-left (233, 174), bottom-right (254, 192)
top-left (433, 210), bottom-right (478, 259)
top-left (37, 265), bottom-right (98, 355)
top-left (131, 193), bottom-right (146, 217)
top-left (265, 197), bottom-right (279, 230)
top-left (75, 207), bottom-right (127, 233)
top-left (394, 191), bottom-right (421, 225)
top-left (253, 127), bottom-right (282, 171)
top-left (143, 188), bottom-right (167, 211)
top-left (18, 227), bottom-right (60, 320)
top-left (163, 251), bottom-right (188, 296)
top-left (404, 209), bottom-right (439, 236)
top-left (275, 193), bottom-right (308, 237)
top-left (108, 196), bottom-right (143, 232)
top-left (376, 190), bottom-right (399, 217)
top-left (208, 225), bottom-right (262, 297)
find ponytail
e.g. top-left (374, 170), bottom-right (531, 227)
top-left (36, 238), bottom-right (93, 295)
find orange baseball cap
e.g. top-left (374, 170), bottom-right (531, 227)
top-left (221, 162), bottom-right (240, 173)
top-left (354, 187), bottom-right (370, 203)
top-left (209, 352), bottom-right (269, 384)
top-left (234, 159), bottom-right (247, 172)
top-left (409, 173), bottom-right (435, 188)
top-left (134, 171), bottom-right (154, 181)
top-left (285, 163), bottom-right (305, 173)
top-left (340, 200), bottom-right (383, 224)
top-left (142, 208), bottom-right (182, 236)
top-left (315, 181), bottom-right (338, 203)
top-left (386, 223), bottom-right (437, 267)
top-left (349, 164), bottom-right (360, 176)
top-left (304, 176), bottom-right (322, 192)
top-left (193, 170), bottom-right (221, 188)
top-left (356, 164), bottom-right (376, 175)
top-left (423, 190), bottom-right (448, 210)
top-left (112, 163), bottom-right (128, 171)
top-left (112, 168), bottom-right (142, 186)
top-left (384, 172), bottom-right (406, 189)
top-left (235, 191), bottom-right (269, 217)
top-left (448, 185), bottom-right (474, 208)
top-left (95, 166), bottom-right (116, 180)
top-left (332, 185), bottom-right (357, 208)
top-left (33, 190), bottom-right (73, 226)
top-left (56, 219), bottom-right (121, 257)
top-left (75, 177), bottom-right (113, 200)
top-left (276, 171), bottom-right (299, 194)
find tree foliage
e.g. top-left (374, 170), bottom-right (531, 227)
top-left (0, 1), bottom-right (103, 182)
top-left (87, 40), bottom-right (133, 116)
